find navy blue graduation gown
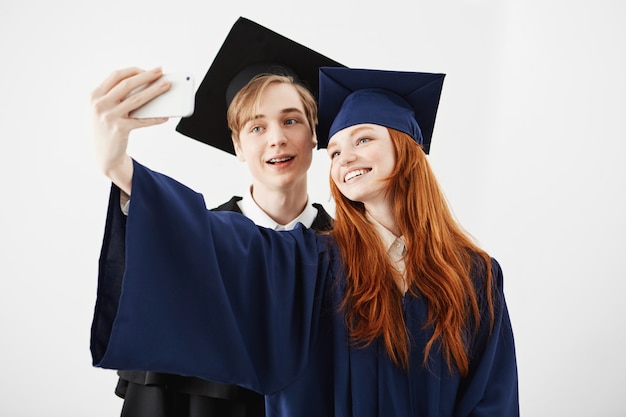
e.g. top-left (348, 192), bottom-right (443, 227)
top-left (91, 160), bottom-right (519, 417)
top-left (112, 194), bottom-right (334, 416)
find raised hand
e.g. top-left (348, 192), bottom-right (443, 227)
top-left (90, 67), bottom-right (170, 194)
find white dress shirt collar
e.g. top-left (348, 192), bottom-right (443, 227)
top-left (366, 212), bottom-right (407, 277)
top-left (238, 186), bottom-right (318, 231)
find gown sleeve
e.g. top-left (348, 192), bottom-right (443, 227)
top-left (453, 258), bottom-right (520, 417)
top-left (90, 160), bottom-right (334, 395)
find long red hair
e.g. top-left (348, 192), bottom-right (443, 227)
top-left (330, 128), bottom-right (494, 375)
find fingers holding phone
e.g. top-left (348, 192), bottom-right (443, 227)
top-left (91, 67), bottom-right (168, 185)
top-left (91, 67), bottom-right (169, 139)
top-left (91, 67), bottom-right (196, 191)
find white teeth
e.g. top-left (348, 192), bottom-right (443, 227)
top-left (345, 169), bottom-right (369, 182)
top-left (268, 156), bottom-right (293, 164)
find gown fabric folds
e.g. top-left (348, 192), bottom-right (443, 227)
top-left (91, 160), bottom-right (519, 417)
top-left (112, 195), bottom-right (333, 417)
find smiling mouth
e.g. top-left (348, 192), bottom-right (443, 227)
top-left (267, 156), bottom-right (294, 164)
top-left (344, 169), bottom-right (371, 182)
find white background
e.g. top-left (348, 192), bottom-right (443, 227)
top-left (1, 1), bottom-right (625, 416)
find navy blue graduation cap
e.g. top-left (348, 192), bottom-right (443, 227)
top-left (176, 17), bottom-right (344, 155)
top-left (317, 67), bottom-right (445, 154)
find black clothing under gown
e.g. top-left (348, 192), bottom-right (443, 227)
top-left (100, 188), bottom-right (333, 417)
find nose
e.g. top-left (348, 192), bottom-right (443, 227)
top-left (337, 148), bottom-right (356, 166)
top-left (267, 123), bottom-right (288, 148)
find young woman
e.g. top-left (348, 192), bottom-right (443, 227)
top-left (90, 66), bottom-right (518, 417)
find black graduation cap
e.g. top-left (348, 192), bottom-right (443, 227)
top-left (176, 17), bottom-right (344, 155)
top-left (317, 67), bottom-right (445, 154)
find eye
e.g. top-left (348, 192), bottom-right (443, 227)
top-left (250, 125), bottom-right (263, 134)
top-left (284, 118), bottom-right (297, 126)
top-left (357, 137), bottom-right (370, 145)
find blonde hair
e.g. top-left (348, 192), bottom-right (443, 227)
top-left (227, 74), bottom-right (318, 145)
top-left (330, 128), bottom-right (494, 374)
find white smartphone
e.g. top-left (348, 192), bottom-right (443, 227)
top-left (129, 73), bottom-right (195, 118)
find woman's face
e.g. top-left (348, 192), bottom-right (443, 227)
top-left (327, 123), bottom-right (396, 207)
top-left (234, 82), bottom-right (316, 192)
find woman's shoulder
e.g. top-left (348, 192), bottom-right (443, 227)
top-left (467, 251), bottom-right (505, 295)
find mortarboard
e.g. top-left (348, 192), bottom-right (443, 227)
top-left (317, 67), bottom-right (445, 154)
top-left (176, 17), bottom-right (344, 155)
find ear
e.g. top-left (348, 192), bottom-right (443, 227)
top-left (232, 136), bottom-right (246, 162)
top-left (311, 132), bottom-right (318, 149)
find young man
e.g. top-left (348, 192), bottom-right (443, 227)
top-left (94, 17), bottom-right (342, 417)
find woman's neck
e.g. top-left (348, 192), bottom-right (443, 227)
top-left (364, 202), bottom-right (400, 237)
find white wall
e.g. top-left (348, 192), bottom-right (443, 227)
top-left (1, 0), bottom-right (624, 415)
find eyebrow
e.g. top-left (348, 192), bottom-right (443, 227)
top-left (350, 125), bottom-right (377, 136)
top-left (248, 107), bottom-right (305, 122)
top-left (279, 107), bottom-right (305, 116)
top-left (327, 125), bottom-right (378, 147)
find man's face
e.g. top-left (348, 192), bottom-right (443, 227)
top-left (234, 82), bottom-right (316, 191)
